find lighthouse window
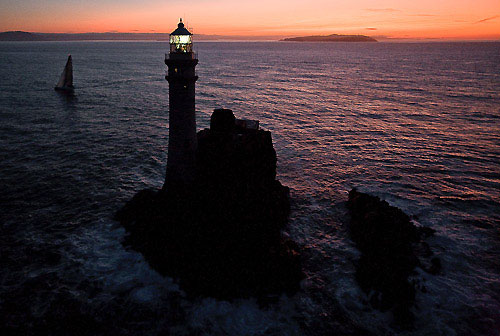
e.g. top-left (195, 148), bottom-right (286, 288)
top-left (169, 34), bottom-right (193, 53)
top-left (170, 35), bottom-right (192, 45)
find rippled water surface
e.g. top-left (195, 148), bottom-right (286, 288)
top-left (1, 41), bottom-right (499, 335)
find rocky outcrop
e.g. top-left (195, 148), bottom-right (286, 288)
top-left (116, 109), bottom-right (303, 299)
top-left (346, 188), bottom-right (440, 327)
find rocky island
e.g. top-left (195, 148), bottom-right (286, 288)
top-left (116, 109), bottom-right (303, 299)
top-left (347, 188), bottom-right (441, 327)
top-left (282, 34), bottom-right (377, 42)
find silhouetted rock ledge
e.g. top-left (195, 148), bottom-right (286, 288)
top-left (346, 188), bottom-right (441, 327)
top-left (116, 109), bottom-right (303, 300)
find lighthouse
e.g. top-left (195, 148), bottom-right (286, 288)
top-left (165, 18), bottom-right (198, 189)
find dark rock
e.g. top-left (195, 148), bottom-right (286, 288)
top-left (346, 188), bottom-right (440, 327)
top-left (116, 109), bottom-right (303, 299)
top-left (210, 108), bottom-right (236, 133)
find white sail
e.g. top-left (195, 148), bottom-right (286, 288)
top-left (55, 55), bottom-right (73, 90)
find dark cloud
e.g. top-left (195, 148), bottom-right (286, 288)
top-left (475, 15), bottom-right (499, 24)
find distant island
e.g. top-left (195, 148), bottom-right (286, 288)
top-left (282, 34), bottom-right (377, 42)
top-left (0, 31), bottom-right (47, 41)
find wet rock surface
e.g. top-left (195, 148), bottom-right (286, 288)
top-left (346, 188), bottom-right (441, 327)
top-left (116, 109), bottom-right (303, 300)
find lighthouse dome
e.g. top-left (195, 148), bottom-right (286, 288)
top-left (170, 18), bottom-right (192, 36)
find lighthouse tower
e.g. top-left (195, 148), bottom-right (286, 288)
top-left (165, 18), bottom-right (198, 189)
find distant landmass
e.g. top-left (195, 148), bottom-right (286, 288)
top-left (0, 31), bottom-right (175, 41)
top-left (0, 31), bottom-right (47, 41)
top-left (0, 31), bottom-right (283, 41)
top-left (282, 34), bottom-right (377, 42)
top-left (0, 31), bottom-right (378, 42)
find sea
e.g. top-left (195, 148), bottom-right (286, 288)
top-left (0, 41), bottom-right (499, 336)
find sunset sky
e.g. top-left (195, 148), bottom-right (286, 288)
top-left (1, 0), bottom-right (499, 40)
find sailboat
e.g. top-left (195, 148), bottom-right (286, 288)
top-left (55, 55), bottom-right (74, 92)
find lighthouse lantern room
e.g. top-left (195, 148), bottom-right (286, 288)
top-left (169, 18), bottom-right (193, 53)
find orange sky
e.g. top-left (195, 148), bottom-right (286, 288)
top-left (1, 0), bottom-right (499, 39)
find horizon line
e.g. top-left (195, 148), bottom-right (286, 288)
top-left (1, 30), bottom-right (500, 42)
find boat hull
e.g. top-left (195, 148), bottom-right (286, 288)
top-left (54, 85), bottom-right (74, 92)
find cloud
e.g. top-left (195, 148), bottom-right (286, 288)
top-left (365, 28), bottom-right (377, 30)
top-left (366, 8), bottom-right (399, 13)
top-left (475, 15), bottom-right (500, 24)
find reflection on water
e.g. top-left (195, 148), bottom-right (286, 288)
top-left (0, 41), bottom-right (499, 335)
top-left (56, 90), bottom-right (78, 108)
